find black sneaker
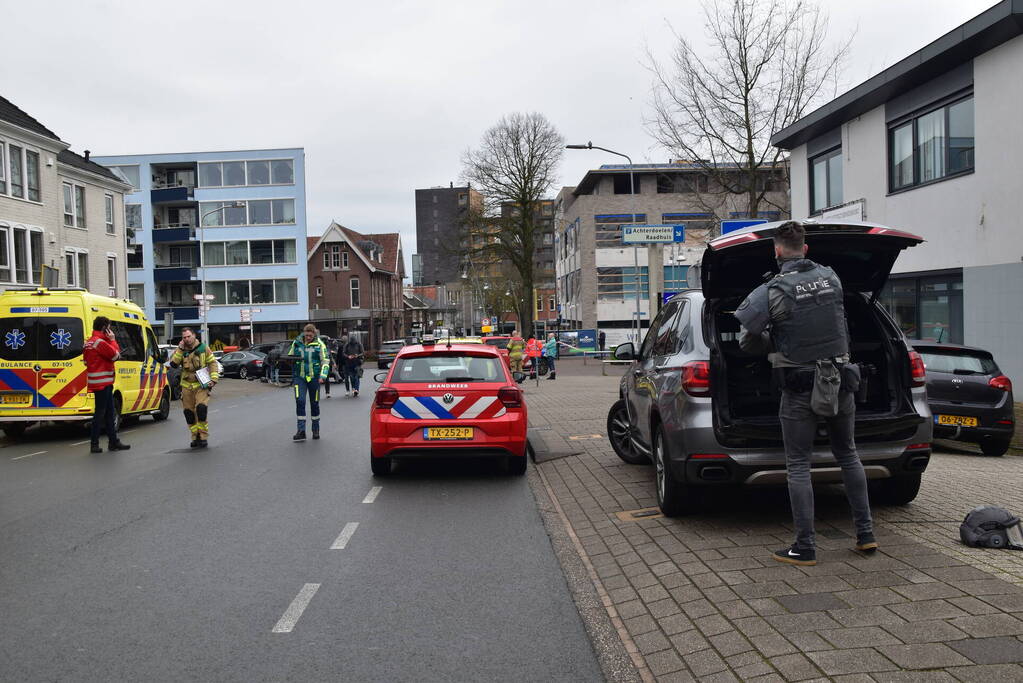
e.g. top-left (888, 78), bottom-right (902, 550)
top-left (772, 545), bottom-right (817, 566)
top-left (108, 441), bottom-right (131, 451)
top-left (312, 432), bottom-right (320, 440)
top-left (293, 431), bottom-right (306, 441)
top-left (855, 533), bottom-right (879, 553)
top-left (90, 443), bottom-right (103, 454)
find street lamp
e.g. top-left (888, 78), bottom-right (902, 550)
top-left (198, 201), bottom-right (245, 344)
top-left (566, 141), bottom-right (642, 344)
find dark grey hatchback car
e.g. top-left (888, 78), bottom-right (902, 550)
top-left (607, 220), bottom-right (934, 516)
top-left (912, 340), bottom-right (1015, 456)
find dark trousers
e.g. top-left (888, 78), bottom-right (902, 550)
top-left (294, 376), bottom-right (320, 432)
top-left (90, 385), bottom-right (118, 445)
top-left (780, 389), bottom-right (873, 550)
top-left (344, 364), bottom-right (361, 391)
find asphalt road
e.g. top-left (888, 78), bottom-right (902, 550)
top-left (0, 378), bottom-right (602, 682)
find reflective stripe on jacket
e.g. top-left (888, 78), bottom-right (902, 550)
top-left (171, 343), bottom-right (219, 389)
top-left (83, 332), bottom-right (120, 392)
top-left (525, 339), bottom-right (541, 358)
top-left (289, 337), bottom-right (330, 380)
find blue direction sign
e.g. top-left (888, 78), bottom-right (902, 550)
top-left (721, 218), bottom-right (768, 235)
top-left (623, 224), bottom-right (684, 244)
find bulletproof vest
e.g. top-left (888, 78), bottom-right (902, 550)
top-left (768, 260), bottom-right (849, 363)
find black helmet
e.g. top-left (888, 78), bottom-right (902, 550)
top-left (960, 505), bottom-right (1023, 550)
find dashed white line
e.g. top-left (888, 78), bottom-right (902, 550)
top-left (362, 486), bottom-right (382, 504)
top-left (330, 522), bottom-right (359, 550)
top-left (271, 583), bottom-right (320, 633)
top-left (12, 451), bottom-right (46, 461)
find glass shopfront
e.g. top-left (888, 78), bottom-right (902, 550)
top-left (879, 269), bottom-right (963, 343)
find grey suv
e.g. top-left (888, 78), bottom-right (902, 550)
top-left (607, 220), bottom-right (934, 516)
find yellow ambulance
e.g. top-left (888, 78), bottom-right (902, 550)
top-left (0, 287), bottom-right (170, 438)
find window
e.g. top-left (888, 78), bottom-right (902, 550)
top-left (109, 165), bottom-right (141, 190)
top-left (880, 271), bottom-right (963, 344)
top-left (594, 214), bottom-right (647, 248)
top-left (63, 183), bottom-right (74, 226)
top-left (203, 242), bottom-right (226, 266)
top-left (166, 245), bottom-right (195, 268)
top-left (597, 267), bottom-right (649, 300)
top-left (324, 244), bottom-right (342, 270)
top-left (251, 279), bottom-right (274, 304)
top-left (9, 144), bottom-right (23, 198)
top-left (889, 95), bottom-right (974, 192)
top-left (0, 143), bottom-right (5, 194)
top-left (128, 283), bottom-right (145, 308)
top-left (25, 151), bottom-right (39, 202)
top-left (272, 199), bottom-right (295, 224)
top-left (0, 316), bottom-right (85, 362)
top-left (127, 245), bottom-right (143, 269)
top-left (549, 296), bottom-right (556, 311)
top-left (197, 159), bottom-right (294, 187)
top-left (250, 240), bottom-right (273, 264)
top-left (228, 280), bottom-right (250, 304)
top-left (64, 251), bottom-right (75, 286)
top-left (809, 148), bottom-right (842, 214)
top-left (200, 199), bottom-right (295, 226)
top-left (612, 174), bottom-right (638, 194)
top-left (105, 194), bottom-right (115, 234)
top-left (246, 160), bottom-right (270, 185)
top-left (125, 204), bottom-right (142, 230)
top-left (342, 250), bottom-right (349, 269)
top-left (274, 239), bottom-right (295, 263)
top-left (107, 256), bottom-right (117, 296)
top-left (78, 252), bottom-right (89, 290)
top-left (350, 277), bottom-right (361, 308)
top-left (63, 248), bottom-right (88, 288)
top-left (226, 241), bottom-right (248, 265)
top-left (270, 159), bottom-right (294, 184)
top-left (248, 200), bottom-right (272, 225)
top-left (198, 163), bottom-right (222, 188)
top-left (110, 321), bottom-right (144, 362)
top-left (315, 285), bottom-right (323, 297)
top-left (75, 186), bottom-right (86, 228)
top-left (275, 279), bottom-right (297, 303)
top-left (536, 295), bottom-right (543, 312)
top-left (203, 239), bottom-right (296, 266)
top-left (223, 161), bottom-right (246, 186)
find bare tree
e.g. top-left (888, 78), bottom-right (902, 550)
top-left (461, 112), bottom-right (564, 335)
top-left (648, 0), bottom-right (850, 221)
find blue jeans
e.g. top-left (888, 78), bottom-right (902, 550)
top-left (780, 389), bottom-right (873, 550)
top-left (90, 385), bottom-right (118, 445)
top-left (344, 364), bottom-right (361, 391)
top-left (546, 356), bottom-right (555, 373)
top-left (294, 376), bottom-right (321, 432)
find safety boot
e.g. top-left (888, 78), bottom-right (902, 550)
top-left (293, 430), bottom-right (306, 441)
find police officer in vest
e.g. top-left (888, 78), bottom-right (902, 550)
top-left (734, 222), bottom-right (877, 566)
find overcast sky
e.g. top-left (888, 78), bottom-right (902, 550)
top-left (2, 0), bottom-right (999, 278)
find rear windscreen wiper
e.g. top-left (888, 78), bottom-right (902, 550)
top-left (445, 376), bottom-right (478, 382)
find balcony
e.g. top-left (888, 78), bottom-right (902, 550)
top-left (153, 266), bottom-right (198, 282)
top-left (151, 186), bottom-right (194, 204)
top-left (155, 306), bottom-right (199, 321)
top-left (152, 224), bottom-right (196, 243)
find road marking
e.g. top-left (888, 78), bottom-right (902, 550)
top-left (272, 583), bottom-right (320, 633)
top-left (212, 409), bottom-right (220, 413)
top-left (12, 451), bottom-right (46, 461)
top-left (228, 404), bottom-right (238, 409)
top-left (362, 486), bottom-right (382, 504)
top-left (330, 522), bottom-right (359, 550)
top-left (71, 440), bottom-right (90, 446)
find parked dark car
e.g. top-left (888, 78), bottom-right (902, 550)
top-left (607, 220), bottom-right (933, 516)
top-left (376, 339), bottom-right (405, 369)
top-left (220, 350), bottom-right (266, 379)
top-left (912, 340), bottom-right (1015, 456)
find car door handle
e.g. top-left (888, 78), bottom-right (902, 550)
top-left (41, 372), bottom-right (59, 379)
top-left (655, 365), bottom-right (680, 372)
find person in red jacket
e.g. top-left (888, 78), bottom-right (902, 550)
top-left (83, 316), bottom-right (130, 454)
top-left (525, 336), bottom-right (542, 379)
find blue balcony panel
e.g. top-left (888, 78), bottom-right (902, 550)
top-left (153, 267), bottom-right (197, 282)
top-left (155, 306), bottom-right (199, 321)
top-left (152, 227), bottom-right (195, 243)
top-left (151, 187), bottom-right (193, 203)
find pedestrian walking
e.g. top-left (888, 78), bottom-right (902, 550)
top-left (341, 334), bottom-right (365, 397)
top-left (169, 327), bottom-right (219, 449)
top-left (323, 337), bottom-right (336, 398)
top-left (598, 330), bottom-right (606, 352)
top-left (735, 222), bottom-right (876, 566)
top-left (83, 316), bottom-right (130, 454)
top-left (525, 335), bottom-right (541, 379)
top-left (543, 333), bottom-right (558, 380)
top-left (267, 343), bottom-right (282, 385)
top-left (289, 324), bottom-right (330, 441)
top-left (507, 330), bottom-right (525, 373)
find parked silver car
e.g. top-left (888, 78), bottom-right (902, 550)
top-left (607, 220), bottom-right (934, 516)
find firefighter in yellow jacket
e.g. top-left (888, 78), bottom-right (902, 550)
top-left (169, 327), bottom-right (219, 448)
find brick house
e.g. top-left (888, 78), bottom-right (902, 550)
top-left (306, 221), bottom-right (404, 349)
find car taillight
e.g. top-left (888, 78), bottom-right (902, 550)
top-left (908, 351), bottom-right (926, 387)
top-left (989, 375), bottom-right (1013, 393)
top-left (255, 360), bottom-right (263, 365)
top-left (905, 443), bottom-right (931, 451)
top-left (375, 387), bottom-right (399, 409)
top-left (681, 361), bottom-right (711, 396)
top-left (498, 386), bottom-right (522, 408)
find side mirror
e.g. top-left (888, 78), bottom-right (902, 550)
top-left (512, 371), bottom-right (526, 384)
top-left (613, 343), bottom-right (635, 361)
top-left (373, 371), bottom-right (388, 383)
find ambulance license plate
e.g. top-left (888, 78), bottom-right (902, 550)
top-left (1, 393), bottom-right (31, 406)
top-left (935, 414), bottom-right (978, 427)
top-left (424, 427), bottom-right (474, 440)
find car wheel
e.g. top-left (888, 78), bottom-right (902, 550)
top-left (981, 440), bottom-right (1010, 457)
top-left (871, 473), bottom-right (921, 506)
top-left (153, 389), bottom-right (170, 421)
top-left (239, 366), bottom-right (248, 380)
top-left (607, 399), bottom-right (648, 465)
top-left (2, 423), bottom-right (27, 439)
top-left (653, 425), bottom-right (699, 516)
top-left (371, 456), bottom-right (392, 476)
top-left (507, 455), bottom-right (527, 476)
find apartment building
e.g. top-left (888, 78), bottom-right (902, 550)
top-left (92, 148), bottom-right (308, 344)
top-left (555, 162), bottom-right (787, 346)
top-left (307, 221), bottom-right (405, 348)
top-left (0, 95), bottom-right (130, 296)
top-left (413, 184), bottom-right (481, 286)
top-left (771, 0), bottom-right (1023, 382)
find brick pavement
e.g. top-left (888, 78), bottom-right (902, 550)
top-left (525, 358), bottom-right (1023, 681)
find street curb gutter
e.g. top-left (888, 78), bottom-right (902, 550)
top-left (528, 463), bottom-right (651, 683)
